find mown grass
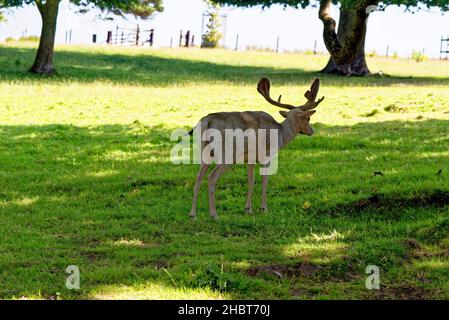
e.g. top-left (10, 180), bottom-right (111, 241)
top-left (0, 42), bottom-right (449, 299)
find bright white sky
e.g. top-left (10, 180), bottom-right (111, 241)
top-left (1, 0), bottom-right (448, 58)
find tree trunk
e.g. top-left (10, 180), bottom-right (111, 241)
top-left (318, 0), bottom-right (377, 76)
top-left (321, 7), bottom-right (370, 75)
top-left (30, 0), bottom-right (60, 75)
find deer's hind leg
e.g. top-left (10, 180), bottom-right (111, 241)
top-left (189, 163), bottom-right (210, 219)
top-left (208, 164), bottom-right (231, 220)
top-left (261, 175), bottom-right (268, 212)
top-left (245, 164), bottom-right (255, 214)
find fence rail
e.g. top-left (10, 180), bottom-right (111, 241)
top-left (105, 25), bottom-right (155, 47)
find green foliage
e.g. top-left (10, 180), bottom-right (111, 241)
top-left (211, 0), bottom-right (449, 11)
top-left (412, 50), bottom-right (428, 63)
top-left (4, 35), bottom-right (40, 43)
top-left (0, 0), bottom-right (164, 18)
top-left (70, 0), bottom-right (164, 18)
top-left (211, 0), bottom-right (312, 9)
top-left (191, 263), bottom-right (240, 293)
top-left (18, 35), bottom-right (40, 42)
top-left (201, 2), bottom-right (223, 48)
top-left (201, 0), bottom-right (223, 48)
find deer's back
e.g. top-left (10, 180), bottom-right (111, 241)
top-left (203, 111), bottom-right (281, 132)
top-left (197, 111), bottom-right (281, 165)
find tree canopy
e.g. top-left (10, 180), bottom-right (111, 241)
top-left (211, 0), bottom-right (449, 11)
top-left (0, 0), bottom-right (164, 18)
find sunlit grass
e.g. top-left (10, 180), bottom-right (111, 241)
top-left (0, 43), bottom-right (448, 299)
top-left (90, 282), bottom-right (228, 300)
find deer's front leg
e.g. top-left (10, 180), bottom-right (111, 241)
top-left (245, 164), bottom-right (255, 213)
top-left (261, 175), bottom-right (268, 212)
top-left (189, 164), bottom-right (210, 219)
top-left (208, 164), bottom-right (231, 220)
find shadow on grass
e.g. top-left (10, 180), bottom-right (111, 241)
top-left (0, 119), bottom-right (448, 299)
top-left (1, 46), bottom-right (449, 87)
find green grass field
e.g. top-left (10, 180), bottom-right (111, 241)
top-left (1, 42), bottom-right (449, 299)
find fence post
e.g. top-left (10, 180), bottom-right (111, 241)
top-left (445, 36), bottom-right (447, 59)
top-left (106, 31), bottom-right (112, 44)
top-left (313, 39), bottom-right (317, 55)
top-left (136, 24), bottom-right (140, 46)
top-left (201, 13), bottom-right (205, 35)
top-left (115, 26), bottom-right (119, 45)
top-left (276, 36), bottom-right (280, 53)
top-left (235, 34), bottom-right (239, 51)
top-left (386, 45), bottom-right (389, 57)
top-left (179, 30), bottom-right (183, 47)
top-left (149, 29), bottom-right (154, 47)
top-left (185, 30), bottom-right (191, 47)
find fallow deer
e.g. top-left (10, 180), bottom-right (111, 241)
top-left (189, 77), bottom-right (324, 220)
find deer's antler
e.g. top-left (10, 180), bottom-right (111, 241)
top-left (257, 77), bottom-right (325, 111)
top-left (257, 78), bottom-right (295, 110)
top-left (299, 78), bottom-right (325, 111)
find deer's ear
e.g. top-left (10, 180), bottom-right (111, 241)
top-left (279, 111), bottom-right (289, 118)
top-left (303, 110), bottom-right (317, 117)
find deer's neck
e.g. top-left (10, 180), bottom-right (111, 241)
top-left (280, 117), bottom-right (298, 149)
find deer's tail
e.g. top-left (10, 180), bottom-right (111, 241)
top-left (188, 118), bottom-right (208, 137)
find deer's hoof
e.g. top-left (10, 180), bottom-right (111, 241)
top-left (211, 214), bottom-right (219, 221)
top-left (245, 206), bottom-right (253, 214)
top-left (189, 211), bottom-right (196, 220)
top-left (261, 207), bottom-right (268, 213)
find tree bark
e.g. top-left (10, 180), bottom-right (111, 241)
top-left (321, 6), bottom-right (370, 75)
top-left (30, 0), bottom-right (60, 75)
top-left (319, 0), bottom-right (377, 76)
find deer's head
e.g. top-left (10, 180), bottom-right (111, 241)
top-left (257, 77), bottom-right (324, 136)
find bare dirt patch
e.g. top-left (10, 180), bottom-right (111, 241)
top-left (367, 285), bottom-right (439, 300)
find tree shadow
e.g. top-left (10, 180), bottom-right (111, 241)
top-left (1, 45), bottom-right (449, 87)
top-left (1, 119), bottom-right (448, 299)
